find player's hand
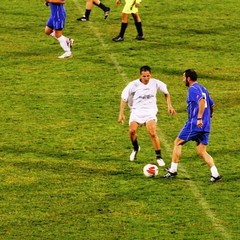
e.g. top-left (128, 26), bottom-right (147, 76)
top-left (45, 0), bottom-right (49, 6)
top-left (118, 114), bottom-right (125, 124)
top-left (135, 3), bottom-right (140, 8)
top-left (197, 119), bottom-right (203, 128)
top-left (168, 106), bottom-right (176, 116)
top-left (115, 0), bottom-right (120, 7)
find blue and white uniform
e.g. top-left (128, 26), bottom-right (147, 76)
top-left (178, 82), bottom-right (214, 145)
top-left (46, 3), bottom-right (66, 30)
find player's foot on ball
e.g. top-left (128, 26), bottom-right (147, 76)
top-left (157, 158), bottom-right (165, 167)
top-left (130, 146), bottom-right (140, 161)
top-left (210, 175), bottom-right (222, 182)
top-left (58, 52), bottom-right (72, 59)
top-left (112, 36), bottom-right (124, 42)
top-left (104, 8), bottom-right (110, 19)
top-left (163, 171), bottom-right (177, 178)
top-left (77, 15), bottom-right (89, 21)
top-left (135, 35), bottom-right (145, 40)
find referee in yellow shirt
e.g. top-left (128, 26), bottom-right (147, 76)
top-left (112, 0), bottom-right (144, 42)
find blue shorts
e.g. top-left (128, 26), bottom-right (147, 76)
top-left (46, 16), bottom-right (65, 30)
top-left (178, 125), bottom-right (210, 145)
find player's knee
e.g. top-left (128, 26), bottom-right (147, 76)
top-left (149, 131), bottom-right (157, 139)
top-left (196, 148), bottom-right (204, 157)
top-left (129, 128), bottom-right (137, 136)
top-left (196, 144), bottom-right (207, 157)
top-left (174, 138), bottom-right (180, 146)
top-left (45, 27), bottom-right (52, 36)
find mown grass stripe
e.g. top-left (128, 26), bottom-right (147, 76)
top-left (71, 1), bottom-right (232, 238)
top-left (159, 132), bottom-right (232, 240)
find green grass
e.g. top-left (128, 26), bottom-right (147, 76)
top-left (0, 0), bottom-right (239, 239)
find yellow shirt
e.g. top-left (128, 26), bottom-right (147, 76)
top-left (123, 0), bottom-right (142, 14)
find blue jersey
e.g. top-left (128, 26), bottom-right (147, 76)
top-left (186, 82), bottom-right (214, 132)
top-left (47, 3), bottom-right (66, 30)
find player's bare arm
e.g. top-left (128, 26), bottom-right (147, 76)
top-left (210, 105), bottom-right (214, 118)
top-left (164, 93), bottom-right (176, 116)
top-left (197, 98), bottom-right (205, 128)
top-left (118, 100), bottom-right (126, 124)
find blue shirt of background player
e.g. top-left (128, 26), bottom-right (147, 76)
top-left (186, 82), bottom-right (214, 132)
top-left (47, 3), bottom-right (66, 30)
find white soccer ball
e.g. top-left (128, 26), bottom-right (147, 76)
top-left (143, 164), bottom-right (159, 177)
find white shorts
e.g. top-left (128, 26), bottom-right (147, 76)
top-left (129, 112), bottom-right (157, 125)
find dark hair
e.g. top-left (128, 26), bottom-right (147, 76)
top-left (140, 65), bottom-right (152, 73)
top-left (184, 69), bottom-right (197, 81)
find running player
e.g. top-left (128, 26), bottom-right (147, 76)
top-left (118, 66), bottom-right (176, 166)
top-left (77, 0), bottom-right (110, 21)
top-left (45, 0), bottom-right (74, 58)
top-left (164, 69), bottom-right (222, 182)
top-left (112, 0), bottom-right (144, 42)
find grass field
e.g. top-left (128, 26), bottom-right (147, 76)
top-left (0, 0), bottom-right (239, 239)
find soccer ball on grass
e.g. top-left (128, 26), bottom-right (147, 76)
top-left (143, 164), bottom-right (159, 177)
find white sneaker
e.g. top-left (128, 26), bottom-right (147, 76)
top-left (130, 146), bottom-right (140, 161)
top-left (157, 158), bottom-right (165, 167)
top-left (58, 52), bottom-right (72, 59)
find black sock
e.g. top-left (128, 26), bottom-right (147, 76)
top-left (155, 150), bottom-right (162, 159)
top-left (95, 2), bottom-right (108, 12)
top-left (135, 22), bottom-right (143, 36)
top-left (132, 140), bottom-right (139, 151)
top-left (85, 9), bottom-right (91, 19)
top-left (119, 23), bottom-right (128, 38)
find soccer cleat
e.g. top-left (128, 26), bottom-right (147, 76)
top-left (104, 8), bottom-right (110, 19)
top-left (69, 38), bottom-right (74, 49)
top-left (163, 171), bottom-right (177, 178)
top-left (157, 158), bottom-right (165, 167)
top-left (58, 52), bottom-right (72, 59)
top-left (130, 146), bottom-right (140, 161)
top-left (77, 15), bottom-right (89, 21)
top-left (210, 176), bottom-right (222, 182)
top-left (112, 36), bottom-right (124, 42)
top-left (135, 35), bottom-right (145, 40)
top-left (67, 38), bottom-right (74, 49)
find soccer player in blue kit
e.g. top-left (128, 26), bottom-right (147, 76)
top-left (164, 69), bottom-right (222, 182)
top-left (45, 0), bottom-right (74, 58)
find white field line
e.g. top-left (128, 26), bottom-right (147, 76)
top-left (71, 1), bottom-right (232, 239)
top-left (72, 0), bottom-right (128, 83)
top-left (159, 132), bottom-right (232, 240)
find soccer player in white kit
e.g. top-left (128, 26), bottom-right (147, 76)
top-left (118, 66), bottom-right (176, 166)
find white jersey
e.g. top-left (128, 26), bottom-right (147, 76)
top-left (121, 78), bottom-right (169, 118)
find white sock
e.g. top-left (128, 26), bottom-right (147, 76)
top-left (57, 35), bottom-right (70, 53)
top-left (210, 166), bottom-right (219, 177)
top-left (170, 162), bottom-right (178, 173)
top-left (50, 31), bottom-right (57, 39)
